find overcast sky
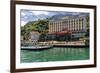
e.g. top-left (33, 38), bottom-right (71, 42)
top-left (20, 9), bottom-right (89, 26)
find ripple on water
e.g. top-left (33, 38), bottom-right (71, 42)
top-left (21, 47), bottom-right (89, 63)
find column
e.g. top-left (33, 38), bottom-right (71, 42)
top-left (69, 20), bottom-right (71, 31)
top-left (75, 19), bottom-right (77, 31)
top-left (60, 21), bottom-right (62, 31)
top-left (52, 22), bottom-right (54, 32)
top-left (74, 19), bottom-right (75, 31)
top-left (49, 22), bottom-right (52, 33)
top-left (75, 19), bottom-right (78, 31)
top-left (83, 17), bottom-right (87, 32)
top-left (68, 20), bottom-right (69, 31)
top-left (72, 19), bottom-right (74, 31)
top-left (77, 19), bottom-right (79, 31)
top-left (54, 22), bottom-right (56, 32)
top-left (58, 22), bottom-right (60, 32)
top-left (70, 19), bottom-right (72, 31)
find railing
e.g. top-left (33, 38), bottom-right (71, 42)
top-left (38, 40), bottom-right (85, 46)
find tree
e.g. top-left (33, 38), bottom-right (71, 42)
top-left (85, 16), bottom-right (89, 37)
top-left (21, 19), bottom-right (49, 41)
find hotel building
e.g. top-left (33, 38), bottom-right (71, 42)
top-left (48, 14), bottom-right (88, 41)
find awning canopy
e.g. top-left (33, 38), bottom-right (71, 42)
top-left (49, 31), bottom-right (72, 36)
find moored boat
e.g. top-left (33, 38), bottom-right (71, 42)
top-left (21, 45), bottom-right (53, 50)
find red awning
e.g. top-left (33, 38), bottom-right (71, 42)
top-left (49, 31), bottom-right (72, 35)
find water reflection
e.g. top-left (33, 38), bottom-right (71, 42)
top-left (21, 47), bottom-right (89, 63)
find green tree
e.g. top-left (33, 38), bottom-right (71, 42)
top-left (85, 16), bottom-right (89, 37)
top-left (21, 19), bottom-right (49, 41)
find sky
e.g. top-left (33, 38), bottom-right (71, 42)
top-left (20, 9), bottom-right (89, 26)
top-left (21, 10), bottom-right (57, 26)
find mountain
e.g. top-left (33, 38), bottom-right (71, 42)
top-left (50, 13), bottom-right (89, 21)
top-left (50, 13), bottom-right (71, 21)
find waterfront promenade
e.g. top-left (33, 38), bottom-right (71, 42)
top-left (38, 40), bottom-right (86, 46)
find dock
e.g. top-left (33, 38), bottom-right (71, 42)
top-left (21, 45), bottom-right (53, 50)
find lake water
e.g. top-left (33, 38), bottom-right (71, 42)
top-left (21, 47), bottom-right (89, 63)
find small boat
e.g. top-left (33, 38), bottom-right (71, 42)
top-left (21, 45), bottom-right (53, 50)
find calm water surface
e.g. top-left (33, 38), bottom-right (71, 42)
top-left (21, 47), bottom-right (89, 63)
